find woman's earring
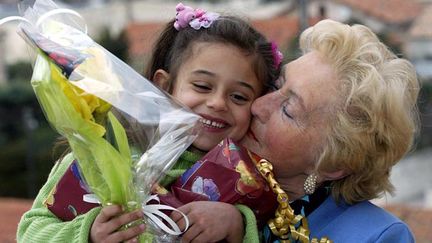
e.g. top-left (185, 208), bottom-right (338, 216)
top-left (304, 174), bottom-right (318, 195)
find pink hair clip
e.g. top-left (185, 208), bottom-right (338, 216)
top-left (189, 11), bottom-right (219, 30)
top-left (271, 41), bottom-right (283, 69)
top-left (174, 3), bottom-right (219, 31)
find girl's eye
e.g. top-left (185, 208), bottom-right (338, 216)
top-left (231, 93), bottom-right (249, 105)
top-left (192, 82), bottom-right (211, 92)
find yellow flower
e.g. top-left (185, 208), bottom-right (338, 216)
top-left (50, 61), bottom-right (111, 137)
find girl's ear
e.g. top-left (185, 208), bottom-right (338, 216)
top-left (153, 69), bottom-right (171, 91)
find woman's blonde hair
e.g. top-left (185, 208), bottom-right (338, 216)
top-left (299, 19), bottom-right (420, 204)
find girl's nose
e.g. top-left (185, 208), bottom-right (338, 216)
top-left (206, 94), bottom-right (228, 111)
top-left (251, 91), bottom-right (278, 123)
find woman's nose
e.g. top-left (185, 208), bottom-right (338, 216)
top-left (251, 91), bottom-right (277, 123)
top-left (206, 94), bottom-right (228, 111)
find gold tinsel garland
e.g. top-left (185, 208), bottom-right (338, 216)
top-left (256, 159), bottom-right (332, 243)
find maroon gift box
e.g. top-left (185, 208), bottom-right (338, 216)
top-left (45, 161), bottom-right (99, 221)
top-left (163, 138), bottom-right (278, 227)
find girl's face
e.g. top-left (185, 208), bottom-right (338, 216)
top-left (170, 42), bottom-right (263, 152)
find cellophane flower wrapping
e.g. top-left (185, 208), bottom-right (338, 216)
top-left (13, 0), bottom-right (201, 241)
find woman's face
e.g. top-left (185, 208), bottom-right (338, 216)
top-left (241, 51), bottom-right (341, 195)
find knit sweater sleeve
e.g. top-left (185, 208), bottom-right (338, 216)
top-left (17, 153), bottom-right (101, 243)
top-left (159, 150), bottom-right (202, 187)
top-left (236, 204), bottom-right (260, 243)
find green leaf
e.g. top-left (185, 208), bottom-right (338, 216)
top-left (107, 112), bottom-right (131, 163)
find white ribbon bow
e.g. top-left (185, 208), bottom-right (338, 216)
top-left (143, 194), bottom-right (189, 236)
top-left (84, 194), bottom-right (190, 236)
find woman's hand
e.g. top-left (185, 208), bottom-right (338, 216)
top-left (171, 201), bottom-right (244, 243)
top-left (90, 205), bottom-right (146, 243)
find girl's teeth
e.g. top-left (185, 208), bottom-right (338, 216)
top-left (201, 118), bottom-right (225, 128)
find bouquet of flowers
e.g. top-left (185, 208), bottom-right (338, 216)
top-left (4, 0), bottom-right (201, 241)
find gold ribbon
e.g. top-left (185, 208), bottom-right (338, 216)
top-left (256, 159), bottom-right (332, 243)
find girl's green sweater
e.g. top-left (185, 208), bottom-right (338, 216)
top-left (17, 151), bottom-right (259, 243)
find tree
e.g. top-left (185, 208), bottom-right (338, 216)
top-left (97, 27), bottom-right (129, 63)
top-left (0, 74), bottom-right (60, 198)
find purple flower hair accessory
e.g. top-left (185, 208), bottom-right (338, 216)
top-left (271, 41), bottom-right (283, 69)
top-left (174, 2), bottom-right (219, 31)
top-left (189, 11), bottom-right (220, 30)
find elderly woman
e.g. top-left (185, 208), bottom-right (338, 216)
top-left (239, 19), bottom-right (419, 242)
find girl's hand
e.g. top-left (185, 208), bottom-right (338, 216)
top-left (90, 205), bottom-right (146, 243)
top-left (171, 201), bottom-right (244, 243)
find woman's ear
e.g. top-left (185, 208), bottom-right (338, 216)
top-left (153, 69), bottom-right (170, 91)
top-left (320, 169), bottom-right (349, 182)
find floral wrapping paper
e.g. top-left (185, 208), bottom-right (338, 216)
top-left (45, 161), bottom-right (98, 221)
top-left (160, 138), bottom-right (278, 227)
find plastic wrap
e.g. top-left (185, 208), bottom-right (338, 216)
top-left (3, 0), bottom-right (201, 241)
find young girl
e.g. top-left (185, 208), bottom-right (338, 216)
top-left (143, 4), bottom-right (281, 242)
top-left (17, 3), bottom-right (281, 243)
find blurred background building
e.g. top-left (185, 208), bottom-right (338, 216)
top-left (0, 0), bottom-right (432, 242)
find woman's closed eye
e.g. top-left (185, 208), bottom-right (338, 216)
top-left (278, 89), bottom-right (302, 122)
top-left (282, 104), bottom-right (294, 119)
top-left (281, 100), bottom-right (295, 120)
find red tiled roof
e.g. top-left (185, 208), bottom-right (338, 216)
top-left (252, 16), bottom-right (300, 49)
top-left (385, 204), bottom-right (432, 242)
top-left (125, 16), bottom-right (303, 59)
top-left (126, 22), bottom-right (165, 60)
top-left (335, 0), bottom-right (421, 24)
top-left (410, 4), bottom-right (432, 38)
top-left (0, 198), bottom-right (32, 243)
